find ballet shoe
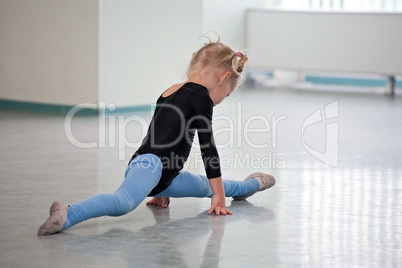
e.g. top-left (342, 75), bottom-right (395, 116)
top-left (37, 200), bottom-right (68, 236)
top-left (233, 172), bottom-right (275, 200)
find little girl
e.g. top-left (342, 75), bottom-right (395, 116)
top-left (38, 34), bottom-right (275, 235)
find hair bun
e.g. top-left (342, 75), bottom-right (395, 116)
top-left (236, 54), bottom-right (248, 73)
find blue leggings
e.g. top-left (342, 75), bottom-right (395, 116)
top-left (63, 154), bottom-right (259, 230)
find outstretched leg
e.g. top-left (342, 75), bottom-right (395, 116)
top-left (154, 171), bottom-right (261, 199)
top-left (38, 154), bottom-right (162, 235)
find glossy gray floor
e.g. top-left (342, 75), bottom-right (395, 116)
top-left (0, 87), bottom-right (401, 267)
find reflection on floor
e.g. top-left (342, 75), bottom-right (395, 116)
top-left (0, 87), bottom-right (401, 267)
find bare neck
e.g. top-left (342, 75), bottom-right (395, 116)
top-left (187, 69), bottom-right (218, 92)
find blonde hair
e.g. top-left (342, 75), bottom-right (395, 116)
top-left (187, 32), bottom-right (248, 86)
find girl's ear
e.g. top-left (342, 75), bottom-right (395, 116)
top-left (218, 71), bottom-right (231, 85)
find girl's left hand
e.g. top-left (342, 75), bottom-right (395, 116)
top-left (146, 197), bottom-right (170, 208)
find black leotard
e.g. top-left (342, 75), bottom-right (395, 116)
top-left (129, 82), bottom-right (221, 196)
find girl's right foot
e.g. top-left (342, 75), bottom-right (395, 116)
top-left (233, 172), bottom-right (276, 200)
top-left (37, 200), bottom-right (68, 236)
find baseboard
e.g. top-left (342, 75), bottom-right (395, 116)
top-left (0, 99), bottom-right (153, 116)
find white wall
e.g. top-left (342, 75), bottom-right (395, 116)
top-left (0, 0), bottom-right (98, 105)
top-left (202, 0), bottom-right (269, 50)
top-left (246, 10), bottom-right (402, 75)
top-left (0, 0), bottom-right (202, 108)
top-left (101, 0), bottom-right (202, 107)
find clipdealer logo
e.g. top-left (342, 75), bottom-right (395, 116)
top-left (301, 101), bottom-right (339, 167)
top-left (63, 100), bottom-right (339, 168)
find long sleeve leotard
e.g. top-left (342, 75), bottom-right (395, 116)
top-left (129, 82), bottom-right (221, 196)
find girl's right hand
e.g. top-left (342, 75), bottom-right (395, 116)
top-left (208, 194), bottom-right (233, 215)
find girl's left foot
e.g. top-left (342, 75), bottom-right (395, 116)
top-left (37, 200), bottom-right (68, 236)
top-left (146, 197), bottom-right (170, 208)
